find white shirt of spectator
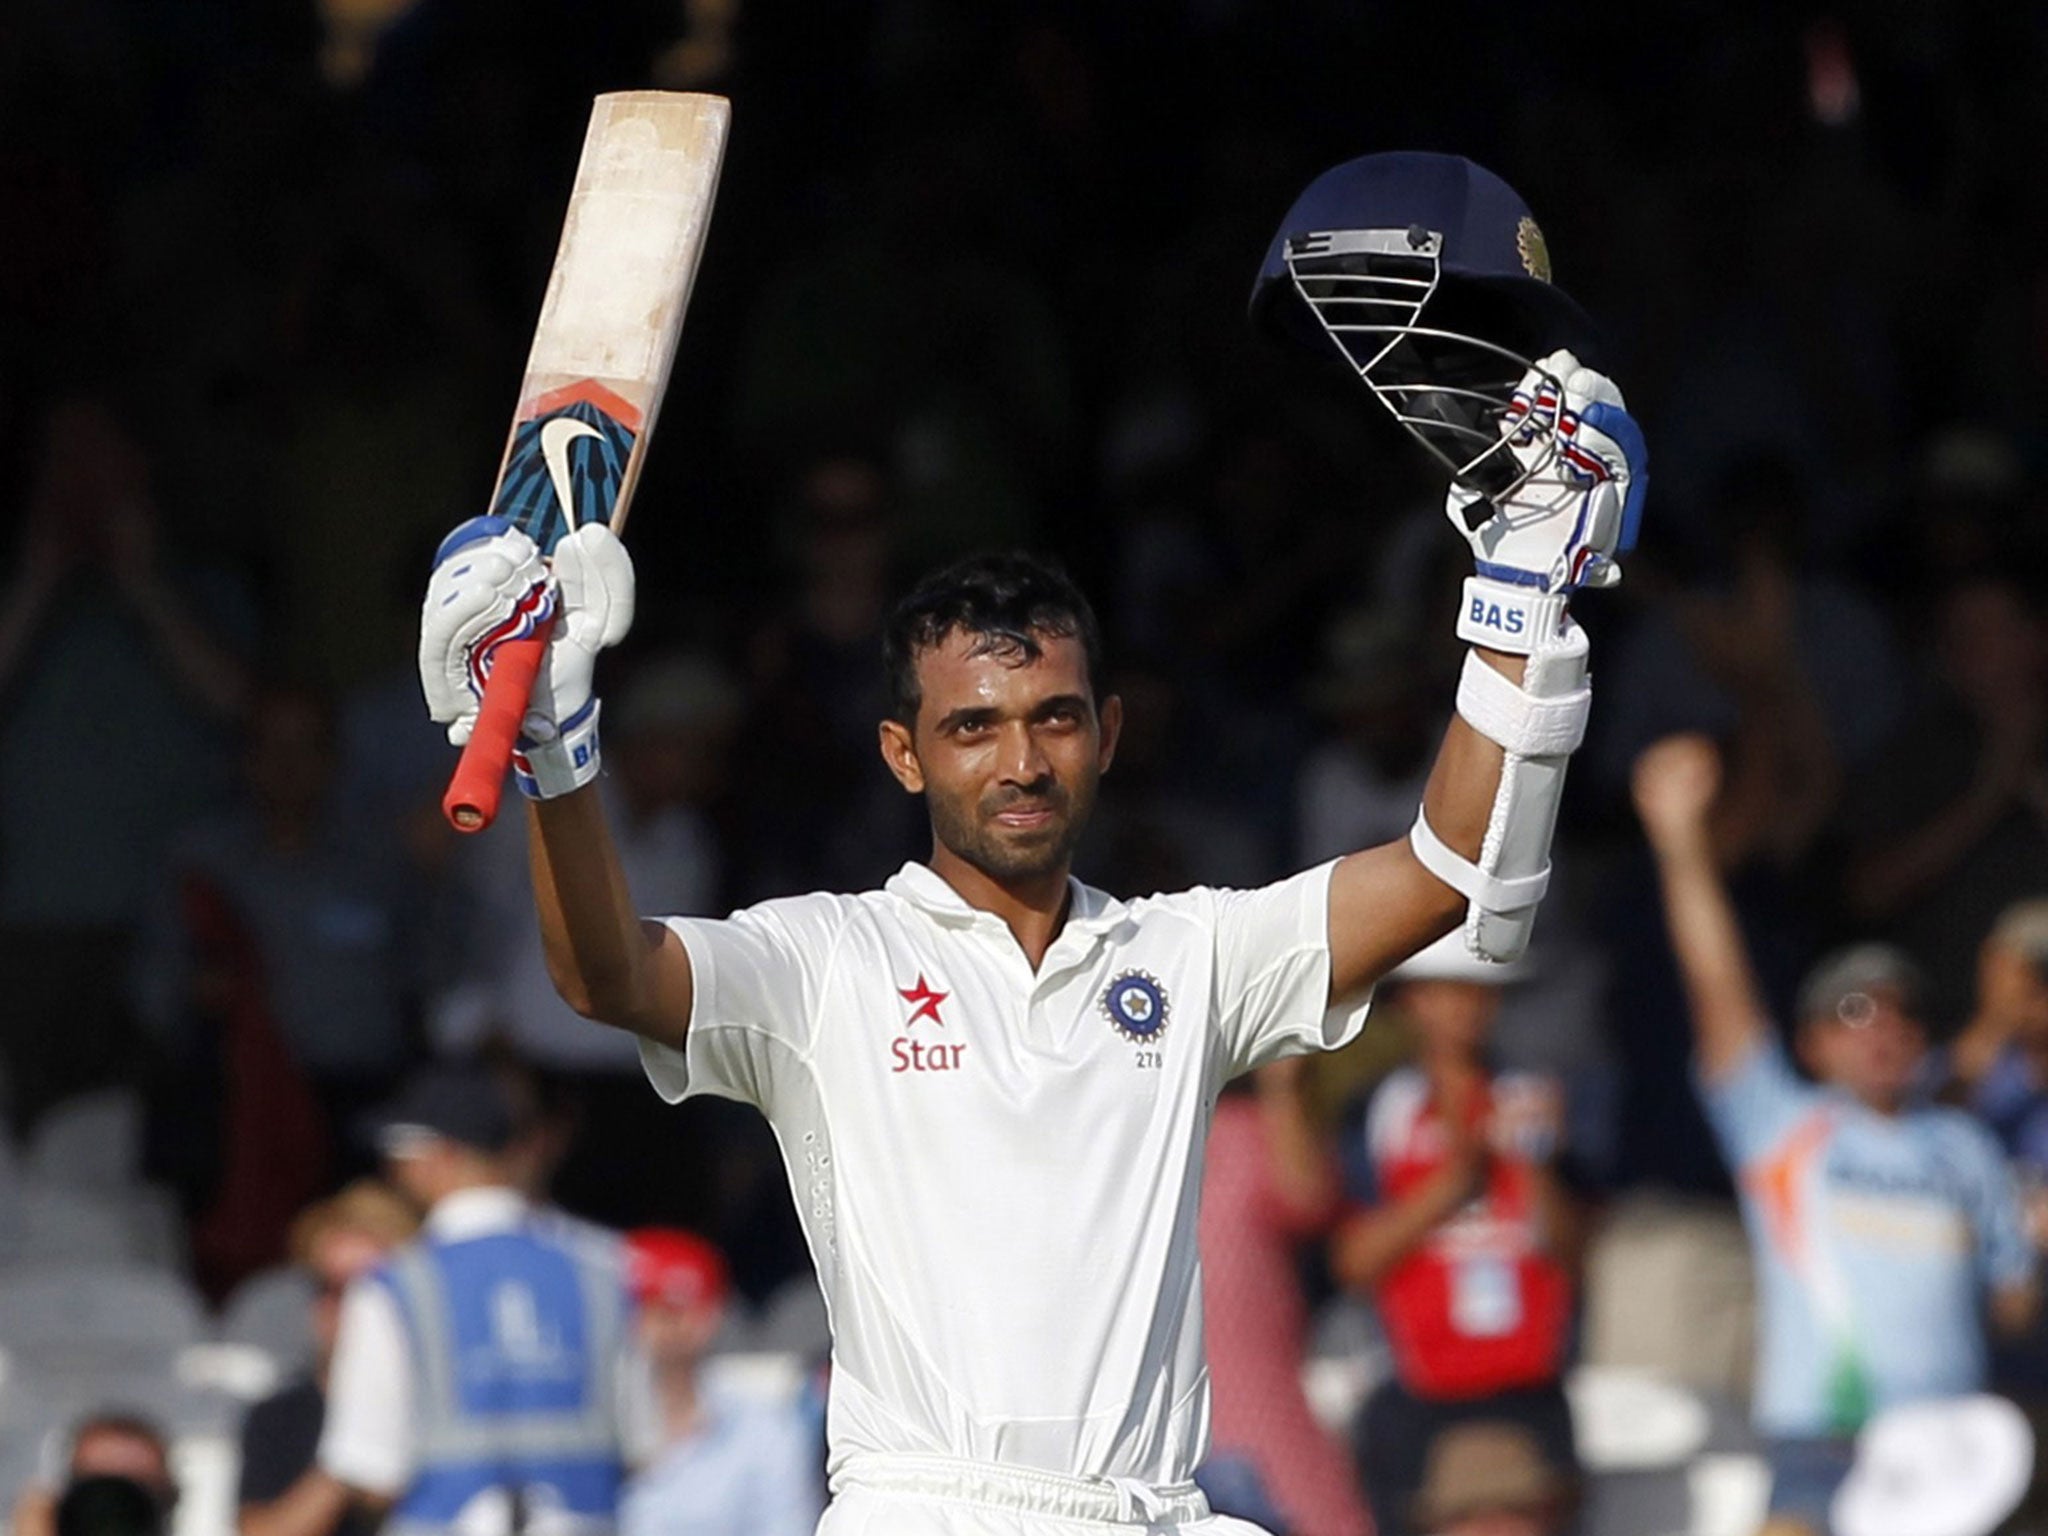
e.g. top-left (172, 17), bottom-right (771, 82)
top-left (639, 859), bottom-right (1369, 1487)
top-left (318, 1186), bottom-right (656, 1501)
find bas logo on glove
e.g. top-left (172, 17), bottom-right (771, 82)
top-left (427, 90), bottom-right (728, 833)
top-left (1466, 594), bottom-right (1528, 640)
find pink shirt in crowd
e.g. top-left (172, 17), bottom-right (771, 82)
top-left (1200, 1095), bottom-right (1373, 1536)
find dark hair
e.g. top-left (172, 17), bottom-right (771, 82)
top-left (882, 552), bottom-right (1105, 726)
top-left (56, 1479), bottom-right (165, 1536)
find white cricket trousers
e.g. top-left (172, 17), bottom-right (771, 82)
top-left (817, 1454), bottom-right (1277, 1536)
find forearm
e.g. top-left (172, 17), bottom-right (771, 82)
top-left (1332, 1167), bottom-right (1475, 1290)
top-left (1419, 649), bottom-right (1524, 858)
top-left (1710, 670), bottom-right (1837, 868)
top-left (1847, 786), bottom-right (2007, 917)
top-left (1649, 827), bottom-right (1768, 1080)
top-left (1255, 1069), bottom-right (1339, 1227)
top-left (238, 1471), bottom-right (354, 1536)
top-left (121, 571), bottom-right (252, 721)
top-left (528, 788), bottom-right (686, 1041)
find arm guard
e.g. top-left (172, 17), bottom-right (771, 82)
top-left (1410, 602), bottom-right (1591, 962)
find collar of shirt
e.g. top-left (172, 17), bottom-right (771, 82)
top-left (425, 1184), bottom-right (531, 1240)
top-left (883, 861), bottom-right (1132, 970)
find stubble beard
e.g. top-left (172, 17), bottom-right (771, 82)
top-left (929, 776), bottom-right (1095, 882)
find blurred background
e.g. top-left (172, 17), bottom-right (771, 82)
top-left (1, 2), bottom-right (2047, 1535)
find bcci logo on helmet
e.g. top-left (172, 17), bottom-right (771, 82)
top-left (1101, 971), bottom-right (1170, 1043)
top-left (1516, 216), bottom-right (1551, 283)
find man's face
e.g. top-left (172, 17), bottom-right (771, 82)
top-left (1399, 979), bottom-right (1499, 1060)
top-left (879, 628), bottom-right (1121, 882)
top-left (309, 1228), bottom-right (392, 1361)
top-left (381, 1136), bottom-right (460, 1213)
top-left (1984, 944), bottom-right (2048, 1049)
top-left (637, 1294), bottom-right (725, 1369)
top-left (1801, 985), bottom-right (1927, 1110)
top-left (69, 1427), bottom-right (172, 1497)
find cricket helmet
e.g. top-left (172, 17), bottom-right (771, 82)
top-left (1250, 152), bottom-right (1604, 504)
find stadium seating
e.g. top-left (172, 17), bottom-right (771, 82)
top-left (0, 1263), bottom-right (207, 1371)
top-left (215, 1264), bottom-right (317, 1373)
top-left (24, 1089), bottom-right (145, 1195)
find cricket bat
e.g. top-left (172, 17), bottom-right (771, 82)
top-left (442, 90), bottom-right (729, 832)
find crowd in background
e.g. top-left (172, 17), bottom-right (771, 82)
top-left (4, 2), bottom-right (2048, 1535)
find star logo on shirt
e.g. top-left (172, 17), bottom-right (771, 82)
top-left (899, 975), bottom-right (948, 1027)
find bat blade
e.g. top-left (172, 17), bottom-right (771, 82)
top-left (444, 91), bottom-right (729, 833)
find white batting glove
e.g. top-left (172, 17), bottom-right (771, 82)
top-left (1449, 350), bottom-right (1648, 653)
top-left (418, 516), bottom-right (636, 798)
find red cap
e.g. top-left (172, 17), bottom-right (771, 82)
top-left (626, 1228), bottom-right (729, 1311)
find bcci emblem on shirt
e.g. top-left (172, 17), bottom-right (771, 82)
top-left (1101, 971), bottom-right (1170, 1043)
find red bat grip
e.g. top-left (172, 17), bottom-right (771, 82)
top-left (442, 628), bottom-right (552, 832)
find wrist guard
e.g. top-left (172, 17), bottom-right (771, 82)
top-left (512, 698), bottom-right (602, 801)
top-left (1413, 621), bottom-right (1591, 961)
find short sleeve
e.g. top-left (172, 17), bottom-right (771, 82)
top-left (1695, 1035), bottom-right (1816, 1174)
top-left (637, 898), bottom-right (838, 1114)
top-left (1209, 861), bottom-right (1372, 1079)
top-left (318, 1278), bottom-right (413, 1495)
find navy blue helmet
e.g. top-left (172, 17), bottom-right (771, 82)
top-left (1250, 152), bottom-right (1603, 501)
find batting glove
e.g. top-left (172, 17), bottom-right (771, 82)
top-left (1448, 350), bottom-right (1647, 653)
top-left (418, 516), bottom-right (636, 798)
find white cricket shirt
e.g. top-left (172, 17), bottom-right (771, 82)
top-left (639, 859), bottom-right (1370, 1487)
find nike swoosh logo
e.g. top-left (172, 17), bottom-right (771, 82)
top-left (539, 417), bottom-right (605, 531)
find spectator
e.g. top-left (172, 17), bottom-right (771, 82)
top-left (1841, 572), bottom-right (2048, 1024)
top-left (1197, 1057), bottom-right (1371, 1536)
top-left (11, 1414), bottom-right (179, 1536)
top-left (238, 1180), bottom-right (420, 1536)
top-left (0, 398), bottom-right (253, 1128)
top-left (136, 682), bottom-right (419, 1154)
top-left (1408, 1421), bottom-right (1575, 1536)
top-left (1633, 733), bottom-right (2039, 1533)
top-left (617, 1229), bottom-right (822, 1536)
top-left (1330, 942), bottom-right (1583, 1536)
top-left (318, 1064), bottom-right (644, 1536)
top-left (1948, 898), bottom-right (2048, 1167)
top-left (1941, 897), bottom-right (2048, 1507)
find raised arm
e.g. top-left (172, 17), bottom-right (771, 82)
top-left (1327, 353), bottom-right (1646, 1001)
top-left (1325, 653), bottom-right (1522, 996)
top-left (528, 787), bottom-right (693, 1045)
top-left (420, 517), bottom-right (693, 1047)
top-left (1631, 734), bottom-right (1769, 1080)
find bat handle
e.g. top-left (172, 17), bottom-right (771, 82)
top-left (442, 629), bottom-right (552, 833)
